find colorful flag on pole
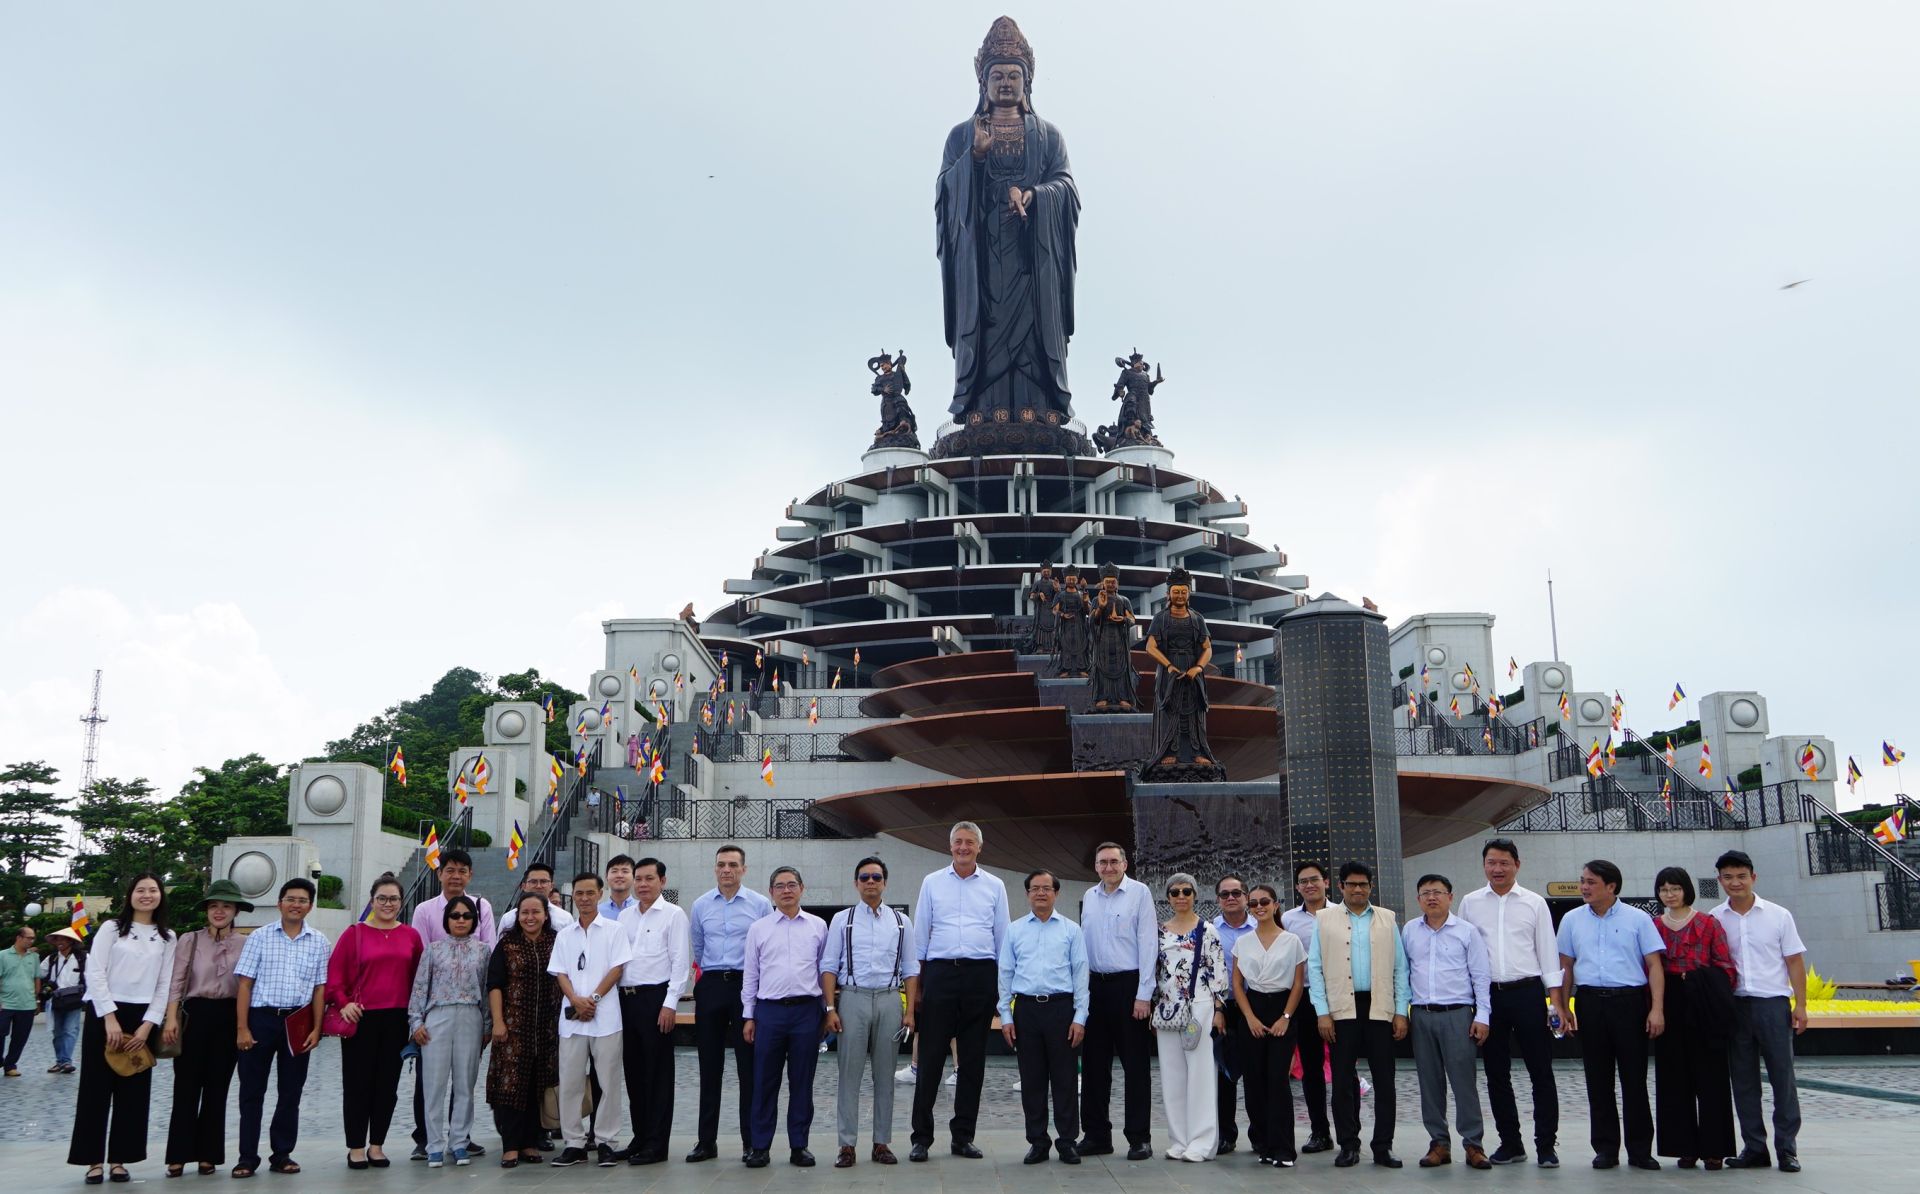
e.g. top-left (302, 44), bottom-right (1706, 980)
top-left (1483, 726), bottom-right (1495, 751)
top-left (541, 693), bottom-right (555, 723)
top-left (507, 820), bottom-right (525, 870)
top-left (725, 703), bottom-right (734, 728)
top-left (802, 649), bottom-right (811, 667)
top-left (1419, 664), bottom-right (1430, 691)
top-left (1487, 694), bottom-right (1503, 718)
top-left (1609, 699), bottom-right (1623, 732)
top-left (772, 668), bottom-right (780, 689)
top-left (1585, 739), bottom-right (1605, 778)
top-left (1847, 756), bottom-right (1863, 792)
top-left (454, 769), bottom-right (470, 807)
top-left (472, 755), bottom-right (491, 795)
top-left (1664, 739), bottom-right (1677, 769)
top-left (1463, 662), bottom-right (1476, 689)
top-left (1507, 656), bottom-right (1519, 680)
top-left (720, 649), bottom-right (729, 668)
top-left (69, 896), bottom-right (89, 939)
top-left (674, 671), bottom-right (684, 691)
top-left (1722, 778), bottom-right (1737, 814)
top-left (755, 649), bottom-right (763, 669)
top-left (575, 713), bottom-right (589, 737)
top-left (1797, 741), bottom-right (1819, 781)
top-left (1407, 690), bottom-right (1419, 721)
top-left (651, 751), bottom-right (666, 785)
top-left (1558, 692), bottom-right (1571, 721)
top-left (1661, 777), bottom-right (1673, 811)
top-left (388, 746), bottom-right (408, 787)
top-left (832, 668), bottom-right (842, 690)
top-left (1872, 808), bottom-right (1909, 845)
top-left (760, 748), bottom-right (775, 787)
top-left (1449, 695), bottom-right (1461, 717)
top-left (1885, 741), bottom-right (1906, 765)
top-left (1668, 682), bottom-right (1686, 711)
top-left (854, 647), bottom-right (862, 668)
top-left (575, 747), bottom-right (588, 777)
top-left (701, 700), bottom-right (714, 726)
top-left (1698, 741), bottom-right (1713, 778)
top-left (548, 756), bottom-right (563, 810)
top-left (1235, 643), bottom-right (1244, 664)
top-left (423, 824), bottom-right (441, 870)
top-left (808, 697), bottom-right (819, 726)
top-left (1606, 736), bottom-right (1618, 770)
top-left (629, 665), bottom-right (639, 683)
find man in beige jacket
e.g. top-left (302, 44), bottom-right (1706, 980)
top-left (1306, 861), bottom-right (1411, 1169)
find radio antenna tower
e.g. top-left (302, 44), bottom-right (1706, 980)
top-left (79, 669), bottom-right (108, 794)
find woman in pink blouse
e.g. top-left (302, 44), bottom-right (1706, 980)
top-left (161, 881), bottom-right (252, 1176)
top-left (327, 874), bottom-right (423, 1168)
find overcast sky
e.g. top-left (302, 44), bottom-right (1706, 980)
top-left (3, 2), bottom-right (1916, 813)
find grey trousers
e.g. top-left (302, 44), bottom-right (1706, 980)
top-left (835, 987), bottom-right (904, 1147)
top-left (1729, 995), bottom-right (1800, 1158)
top-left (1411, 1006), bottom-right (1484, 1148)
top-left (558, 1032), bottom-right (626, 1150)
top-left (421, 1005), bottom-right (484, 1156)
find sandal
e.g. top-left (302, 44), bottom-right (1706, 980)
top-left (266, 1161), bottom-right (300, 1176)
top-left (167, 1166), bottom-right (186, 1179)
top-left (229, 1167), bottom-right (255, 1180)
top-left (499, 1158), bottom-right (518, 1170)
top-left (198, 1165), bottom-right (218, 1177)
top-left (110, 1168), bottom-right (131, 1184)
top-left (86, 1167), bottom-right (105, 1186)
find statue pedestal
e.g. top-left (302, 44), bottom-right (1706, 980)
top-left (1106, 444), bottom-right (1175, 469)
top-left (861, 445), bottom-right (929, 471)
top-left (930, 417), bottom-right (1095, 460)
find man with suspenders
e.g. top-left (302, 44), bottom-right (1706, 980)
top-left (820, 856), bottom-right (920, 1168)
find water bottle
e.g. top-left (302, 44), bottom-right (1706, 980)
top-left (1549, 1010), bottom-right (1565, 1039)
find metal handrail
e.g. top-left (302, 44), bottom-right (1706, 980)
top-left (1621, 728), bottom-right (1710, 798)
top-left (1800, 789), bottom-right (1920, 884)
top-left (752, 693), bottom-right (868, 720)
top-left (694, 728), bottom-right (855, 763)
top-left (526, 741), bottom-right (602, 877)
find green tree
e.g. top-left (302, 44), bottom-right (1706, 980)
top-left (71, 777), bottom-right (176, 892)
top-left (163, 755), bottom-right (291, 883)
top-left (0, 760), bottom-right (69, 913)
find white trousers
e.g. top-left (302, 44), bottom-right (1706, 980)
top-left (1155, 991), bottom-right (1219, 1161)
top-left (557, 1032), bottom-right (625, 1150)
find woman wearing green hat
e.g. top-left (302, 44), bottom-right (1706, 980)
top-left (161, 880), bottom-right (253, 1177)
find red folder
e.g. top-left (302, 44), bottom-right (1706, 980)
top-left (285, 1004), bottom-right (317, 1055)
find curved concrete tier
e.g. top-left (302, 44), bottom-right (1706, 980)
top-left (840, 704), bottom-right (1281, 781)
top-left (870, 649), bottom-right (1230, 691)
top-left (859, 670), bottom-right (1274, 719)
top-left (1397, 771), bottom-right (1552, 855)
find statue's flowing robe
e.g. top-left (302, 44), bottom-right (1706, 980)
top-left (1028, 577), bottom-right (1059, 653)
top-left (1053, 587), bottom-right (1090, 675)
top-left (1147, 609), bottom-right (1216, 765)
top-left (937, 114), bottom-right (1079, 420)
top-left (1087, 592), bottom-right (1136, 707)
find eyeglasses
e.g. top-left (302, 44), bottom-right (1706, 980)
top-left (1026, 885), bottom-right (1056, 893)
top-left (1246, 897), bottom-right (1275, 908)
top-left (1341, 881), bottom-right (1371, 889)
top-left (856, 873), bottom-right (885, 883)
top-left (771, 882), bottom-right (800, 892)
top-left (1417, 890), bottom-right (1449, 900)
top-left (372, 895), bottom-right (401, 903)
top-left (447, 912), bottom-right (475, 921)
top-left (1167, 887), bottom-right (1196, 897)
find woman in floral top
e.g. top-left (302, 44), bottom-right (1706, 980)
top-left (408, 895), bottom-right (491, 1167)
top-left (1153, 872), bottom-right (1229, 1162)
top-left (1652, 866), bottom-right (1737, 1170)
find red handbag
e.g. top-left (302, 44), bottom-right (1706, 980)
top-left (321, 998), bottom-right (357, 1039)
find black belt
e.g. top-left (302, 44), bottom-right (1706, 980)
top-left (926, 957), bottom-right (994, 967)
top-left (1016, 991), bottom-right (1072, 1003)
top-left (258, 1006), bottom-right (305, 1018)
top-left (1412, 1002), bottom-right (1472, 1013)
top-left (1490, 977), bottom-right (1544, 991)
top-left (701, 969), bottom-right (744, 982)
top-left (761, 995), bottom-right (821, 1007)
top-left (618, 981), bottom-right (668, 995)
top-left (1090, 969), bottom-right (1140, 983)
top-left (1577, 985), bottom-right (1648, 998)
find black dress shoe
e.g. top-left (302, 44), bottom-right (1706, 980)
top-left (1628, 1156), bottom-right (1661, 1170)
top-left (627, 1151), bottom-right (665, 1166)
top-left (742, 1149), bottom-right (769, 1169)
top-left (950, 1141), bottom-right (983, 1159)
top-left (1057, 1141), bottom-right (1080, 1165)
top-left (683, 1142), bottom-right (718, 1163)
top-left (1023, 1144), bottom-right (1048, 1165)
top-left (907, 1144), bottom-right (929, 1163)
top-left (1779, 1155), bottom-right (1801, 1173)
top-left (1335, 1147), bottom-right (1361, 1168)
top-left (1726, 1153), bottom-right (1771, 1169)
top-left (1075, 1138), bottom-right (1115, 1156)
top-left (1126, 1143), bottom-right (1153, 1161)
top-left (1302, 1133), bottom-right (1334, 1154)
top-left (790, 1149), bottom-right (816, 1167)
top-left (1592, 1155), bottom-right (1619, 1169)
top-left (1218, 1139), bottom-right (1236, 1155)
top-left (1374, 1152), bottom-right (1404, 1168)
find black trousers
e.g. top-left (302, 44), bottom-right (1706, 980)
top-left (0, 1005), bottom-right (34, 1068)
top-left (1215, 1000), bottom-right (1258, 1150)
top-left (1286, 997), bottom-right (1331, 1137)
top-left (1576, 985), bottom-right (1653, 1161)
top-left (1653, 973), bottom-right (1735, 1160)
top-left (165, 997), bottom-right (239, 1165)
top-left (493, 1103), bottom-right (544, 1153)
top-left (340, 1007), bottom-right (408, 1149)
top-left (1079, 970), bottom-right (1152, 1146)
top-left (693, 969), bottom-right (754, 1149)
top-left (1013, 996), bottom-right (1078, 1146)
top-left (1483, 977), bottom-right (1559, 1152)
top-left (235, 1008), bottom-right (313, 1168)
top-left (619, 983), bottom-right (675, 1156)
top-left (1330, 993), bottom-right (1397, 1154)
top-left (1243, 990), bottom-right (1299, 1161)
top-left (68, 1004), bottom-right (154, 1167)
top-left (910, 959), bottom-right (997, 1147)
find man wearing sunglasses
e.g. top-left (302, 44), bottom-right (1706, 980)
top-left (1209, 875), bottom-right (1258, 1158)
top-left (820, 857), bottom-right (919, 1168)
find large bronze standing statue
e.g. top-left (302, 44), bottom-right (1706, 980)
top-left (1025, 563), bottom-right (1059, 653)
top-left (1087, 562), bottom-right (1137, 711)
top-left (1052, 567), bottom-right (1090, 676)
top-left (937, 17), bottom-right (1080, 426)
top-left (1142, 567), bottom-right (1220, 777)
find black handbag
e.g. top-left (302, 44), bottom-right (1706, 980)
top-left (51, 985), bottom-right (86, 1014)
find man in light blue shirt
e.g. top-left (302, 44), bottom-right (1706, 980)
top-left (685, 844), bottom-right (773, 1164)
top-left (598, 855), bottom-right (641, 921)
top-left (1306, 861), bottom-right (1411, 1168)
top-left (233, 878), bottom-right (331, 1176)
top-left (819, 856), bottom-right (920, 1166)
top-left (1555, 859), bottom-right (1665, 1171)
top-left (999, 869), bottom-right (1089, 1165)
top-left (908, 821), bottom-right (1008, 1161)
top-left (1402, 874), bottom-right (1493, 1169)
top-left (1075, 842), bottom-right (1157, 1160)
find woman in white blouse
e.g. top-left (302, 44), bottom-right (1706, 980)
top-left (1230, 883), bottom-right (1308, 1167)
top-left (68, 872), bottom-right (177, 1184)
top-left (1152, 872), bottom-right (1229, 1163)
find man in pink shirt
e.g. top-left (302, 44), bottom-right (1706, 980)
top-left (740, 867), bottom-right (828, 1169)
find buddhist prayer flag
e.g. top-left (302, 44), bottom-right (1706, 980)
top-left (1872, 808), bottom-right (1909, 845)
top-left (701, 700), bottom-right (715, 726)
top-left (423, 825), bottom-right (441, 870)
top-left (1847, 756), bottom-right (1863, 792)
top-left (629, 665), bottom-right (639, 683)
top-left (1508, 656), bottom-right (1519, 680)
top-left (651, 750), bottom-right (666, 785)
top-left (454, 769), bottom-right (470, 807)
top-left (1606, 737), bottom-right (1618, 770)
top-left (574, 713), bottom-right (589, 737)
top-left (832, 668), bottom-right (842, 689)
top-left (547, 757), bottom-right (563, 811)
top-left (1798, 741), bottom-right (1820, 781)
top-left (1609, 699), bottom-right (1623, 732)
top-left (575, 747), bottom-right (588, 777)
top-left (1487, 694), bottom-right (1503, 717)
top-left (507, 821), bottom-right (525, 870)
top-left (854, 647), bottom-right (862, 667)
top-left (1661, 777), bottom-right (1674, 811)
top-left (1664, 739), bottom-right (1677, 769)
top-left (755, 649), bottom-right (763, 669)
top-left (388, 746), bottom-right (408, 787)
top-left (1235, 643), bottom-right (1244, 664)
top-left (761, 748), bottom-right (775, 787)
top-left (69, 896), bottom-right (89, 939)
top-left (808, 697), bottom-right (819, 726)
top-left (472, 755), bottom-right (491, 795)
top-left (1669, 683), bottom-right (1686, 711)
top-left (1463, 663), bottom-right (1477, 691)
top-left (674, 671), bottom-right (684, 691)
top-left (1482, 726), bottom-right (1495, 751)
top-left (725, 703), bottom-right (735, 728)
top-left (1585, 740), bottom-right (1605, 778)
top-left (541, 693), bottom-right (555, 723)
top-left (1698, 741), bottom-right (1713, 778)
top-left (720, 650), bottom-right (729, 668)
top-left (1722, 779), bottom-right (1737, 814)
top-left (1420, 664), bottom-right (1431, 690)
top-left (1449, 695), bottom-right (1461, 717)
top-left (1558, 692), bottom-right (1571, 720)
top-left (1885, 741), bottom-right (1906, 765)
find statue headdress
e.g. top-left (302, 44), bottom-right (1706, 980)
top-left (1099, 561), bottom-right (1119, 580)
top-left (975, 16), bottom-right (1035, 111)
top-left (1167, 566), bottom-right (1193, 590)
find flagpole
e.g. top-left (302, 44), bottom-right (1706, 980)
top-left (1547, 569), bottom-right (1560, 660)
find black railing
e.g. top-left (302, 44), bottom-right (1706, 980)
top-left (570, 834), bottom-right (600, 883)
top-left (1394, 716), bottom-right (1545, 758)
top-left (1498, 779), bottom-right (1811, 835)
top-left (645, 797), bottom-right (855, 841)
top-left (1807, 823), bottom-right (1892, 876)
top-left (752, 693), bottom-right (869, 720)
top-left (526, 741), bottom-right (601, 878)
top-left (696, 729), bottom-right (855, 763)
top-left (1875, 879), bottom-right (1920, 932)
top-left (748, 666), bottom-right (869, 692)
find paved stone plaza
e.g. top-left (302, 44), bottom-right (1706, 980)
top-left (3, 1027), bottom-right (1914, 1190)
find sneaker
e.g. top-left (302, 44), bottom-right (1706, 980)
top-left (895, 1064), bottom-right (917, 1083)
top-left (944, 1071), bottom-right (958, 1087)
top-left (452, 1150), bottom-right (469, 1167)
top-left (1489, 1143), bottom-right (1527, 1165)
top-left (3, 1068), bottom-right (18, 1078)
top-left (410, 1147), bottom-right (428, 1163)
top-left (549, 1148), bottom-right (588, 1168)
top-left (596, 1145), bottom-right (619, 1168)
top-left (1538, 1150), bottom-right (1561, 1168)
top-left (426, 1154), bottom-right (445, 1169)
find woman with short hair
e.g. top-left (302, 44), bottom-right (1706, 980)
top-left (161, 881), bottom-right (252, 1176)
top-left (68, 872), bottom-right (177, 1184)
top-left (1652, 866), bottom-right (1738, 1170)
top-left (1230, 883), bottom-right (1308, 1167)
top-left (409, 894), bottom-right (490, 1167)
top-left (329, 873), bottom-right (424, 1168)
top-left (1152, 872), bottom-right (1228, 1162)
top-left (486, 893), bottom-right (561, 1167)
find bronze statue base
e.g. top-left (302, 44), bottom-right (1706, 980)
top-left (1139, 759), bottom-right (1228, 784)
top-left (870, 428), bottom-right (922, 450)
top-left (931, 412), bottom-right (1094, 459)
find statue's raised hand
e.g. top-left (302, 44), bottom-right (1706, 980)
top-left (972, 115), bottom-right (993, 159)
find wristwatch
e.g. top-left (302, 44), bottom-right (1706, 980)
top-left (588, 992), bottom-right (602, 1003)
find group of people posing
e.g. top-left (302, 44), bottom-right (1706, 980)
top-left (53, 827), bottom-right (1811, 1180)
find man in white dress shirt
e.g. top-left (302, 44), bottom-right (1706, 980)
top-left (547, 873), bottom-right (632, 1169)
top-left (1458, 838), bottom-right (1564, 1168)
top-left (498, 862), bottom-right (573, 936)
top-left (614, 858), bottom-right (688, 1166)
top-left (1279, 861), bottom-right (1334, 1153)
top-left (1708, 849), bottom-right (1807, 1174)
